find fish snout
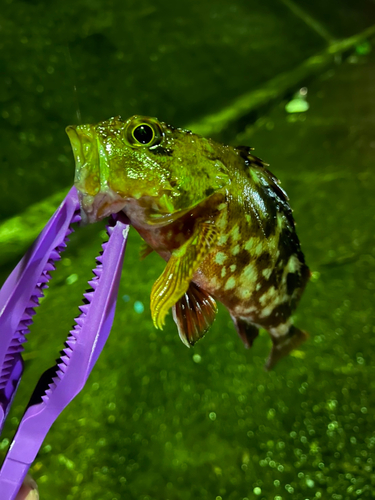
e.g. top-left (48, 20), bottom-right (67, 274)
top-left (66, 124), bottom-right (101, 197)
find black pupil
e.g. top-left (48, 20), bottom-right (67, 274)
top-left (133, 125), bottom-right (154, 144)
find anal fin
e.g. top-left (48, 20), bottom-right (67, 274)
top-left (172, 282), bottom-right (217, 347)
top-left (231, 316), bottom-right (259, 348)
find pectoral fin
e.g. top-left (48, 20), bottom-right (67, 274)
top-left (173, 282), bottom-right (217, 347)
top-left (140, 241), bottom-right (154, 260)
top-left (150, 222), bottom-right (218, 329)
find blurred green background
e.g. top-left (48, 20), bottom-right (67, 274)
top-left (1, 1), bottom-right (375, 499)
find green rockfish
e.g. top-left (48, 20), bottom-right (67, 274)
top-left (66, 115), bottom-right (310, 369)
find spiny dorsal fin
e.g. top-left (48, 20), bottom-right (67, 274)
top-left (235, 145), bottom-right (269, 168)
top-left (172, 282), bottom-right (217, 347)
top-left (236, 145), bottom-right (294, 231)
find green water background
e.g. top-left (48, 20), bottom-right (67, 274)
top-left (1, 1), bottom-right (375, 499)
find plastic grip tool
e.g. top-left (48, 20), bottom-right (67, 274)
top-left (0, 187), bottom-right (129, 500)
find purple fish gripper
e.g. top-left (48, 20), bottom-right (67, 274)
top-left (0, 186), bottom-right (129, 500)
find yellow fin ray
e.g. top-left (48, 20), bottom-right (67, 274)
top-left (150, 222), bottom-right (218, 329)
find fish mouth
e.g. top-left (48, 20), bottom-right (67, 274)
top-left (79, 189), bottom-right (128, 224)
top-left (66, 124), bottom-right (127, 223)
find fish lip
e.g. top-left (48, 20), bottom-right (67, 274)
top-left (78, 189), bottom-right (128, 224)
top-left (66, 126), bottom-right (84, 168)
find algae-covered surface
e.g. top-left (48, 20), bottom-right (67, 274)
top-left (1, 1), bottom-right (375, 499)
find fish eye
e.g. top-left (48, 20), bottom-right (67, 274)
top-left (132, 124), bottom-right (154, 145)
top-left (124, 116), bottom-right (164, 149)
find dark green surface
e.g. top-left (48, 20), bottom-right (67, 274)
top-left (1, 2), bottom-right (375, 499)
top-left (0, 0), bottom-right (328, 221)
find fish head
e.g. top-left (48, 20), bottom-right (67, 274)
top-left (66, 115), bottom-right (229, 225)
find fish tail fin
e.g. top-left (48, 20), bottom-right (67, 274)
top-left (265, 325), bottom-right (308, 371)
